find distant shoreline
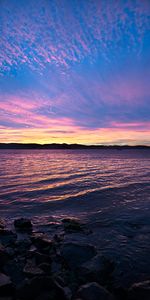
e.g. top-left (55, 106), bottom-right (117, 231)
top-left (0, 143), bottom-right (149, 150)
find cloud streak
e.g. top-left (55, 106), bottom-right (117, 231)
top-left (0, 0), bottom-right (149, 74)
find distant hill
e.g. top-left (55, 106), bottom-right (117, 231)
top-left (0, 143), bottom-right (149, 149)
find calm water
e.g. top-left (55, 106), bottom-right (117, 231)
top-left (0, 149), bottom-right (150, 286)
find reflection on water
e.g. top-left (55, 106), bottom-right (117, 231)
top-left (0, 149), bottom-right (150, 285)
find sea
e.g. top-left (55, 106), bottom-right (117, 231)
top-left (0, 148), bottom-right (150, 286)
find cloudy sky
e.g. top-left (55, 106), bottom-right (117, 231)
top-left (0, 0), bottom-right (150, 145)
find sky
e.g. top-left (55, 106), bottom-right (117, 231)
top-left (0, 0), bottom-right (150, 145)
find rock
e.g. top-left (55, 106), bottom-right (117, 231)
top-left (38, 263), bottom-right (51, 274)
top-left (78, 254), bottom-right (114, 284)
top-left (62, 218), bottom-right (83, 232)
top-left (3, 258), bottom-right (25, 285)
top-left (14, 218), bottom-right (32, 231)
top-left (16, 275), bottom-right (70, 300)
top-left (0, 219), bottom-right (5, 229)
top-left (51, 261), bottom-right (62, 274)
top-left (35, 252), bottom-right (51, 265)
top-left (0, 230), bottom-right (17, 246)
top-left (5, 247), bottom-right (15, 258)
top-left (62, 242), bottom-right (96, 270)
top-left (0, 273), bottom-right (13, 296)
top-left (15, 238), bottom-right (32, 254)
top-left (54, 281), bottom-right (72, 300)
top-left (31, 234), bottom-right (53, 252)
top-left (16, 276), bottom-right (53, 300)
top-left (0, 244), bottom-right (9, 267)
top-left (23, 260), bottom-right (44, 277)
top-left (128, 280), bottom-right (150, 300)
top-left (0, 297), bottom-right (13, 300)
top-left (77, 282), bottom-right (114, 300)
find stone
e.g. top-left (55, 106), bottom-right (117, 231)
top-left (0, 273), bottom-right (13, 296)
top-left (62, 242), bottom-right (96, 269)
top-left (23, 260), bottom-right (44, 277)
top-left (35, 251), bottom-right (51, 265)
top-left (0, 297), bottom-right (13, 300)
top-left (62, 218), bottom-right (83, 232)
top-left (0, 230), bottom-right (17, 246)
top-left (3, 258), bottom-right (25, 285)
top-left (16, 276), bottom-right (53, 300)
top-left (15, 238), bottom-right (32, 254)
top-left (14, 218), bottom-right (32, 231)
top-left (128, 280), bottom-right (150, 300)
top-left (16, 275), bottom-right (70, 300)
top-left (38, 263), bottom-right (51, 274)
top-left (31, 234), bottom-right (53, 251)
top-left (77, 282), bottom-right (114, 300)
top-left (0, 244), bottom-right (9, 267)
top-left (0, 219), bottom-right (5, 229)
top-left (78, 254), bottom-right (114, 284)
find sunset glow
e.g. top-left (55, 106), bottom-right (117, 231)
top-left (0, 0), bottom-right (150, 145)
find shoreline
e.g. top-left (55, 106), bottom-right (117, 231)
top-left (0, 217), bottom-right (149, 300)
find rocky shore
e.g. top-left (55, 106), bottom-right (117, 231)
top-left (0, 217), bottom-right (149, 300)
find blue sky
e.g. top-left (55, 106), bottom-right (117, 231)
top-left (0, 0), bottom-right (150, 144)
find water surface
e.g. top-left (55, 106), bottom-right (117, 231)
top-left (0, 149), bottom-right (150, 286)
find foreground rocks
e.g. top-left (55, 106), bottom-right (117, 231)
top-left (77, 282), bottom-right (114, 300)
top-left (0, 217), bottom-right (149, 300)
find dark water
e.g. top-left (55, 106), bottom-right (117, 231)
top-left (0, 149), bottom-right (150, 286)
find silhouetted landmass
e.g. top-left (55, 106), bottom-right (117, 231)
top-left (0, 143), bottom-right (149, 149)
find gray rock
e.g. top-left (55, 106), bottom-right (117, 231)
top-left (77, 282), bottom-right (114, 300)
top-left (62, 242), bottom-right (96, 269)
top-left (128, 280), bottom-right (150, 300)
top-left (0, 273), bottom-right (13, 296)
top-left (78, 254), bottom-right (114, 284)
top-left (14, 218), bottom-right (32, 231)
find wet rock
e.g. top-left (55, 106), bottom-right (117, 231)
top-left (14, 218), bottom-right (32, 232)
top-left (128, 280), bottom-right (150, 300)
top-left (62, 218), bottom-right (83, 233)
top-left (78, 254), bottom-right (114, 284)
top-left (77, 282), bottom-right (114, 300)
top-left (62, 242), bottom-right (96, 270)
top-left (0, 273), bottom-right (13, 296)
top-left (23, 260), bottom-right (44, 277)
top-left (0, 230), bottom-right (17, 246)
